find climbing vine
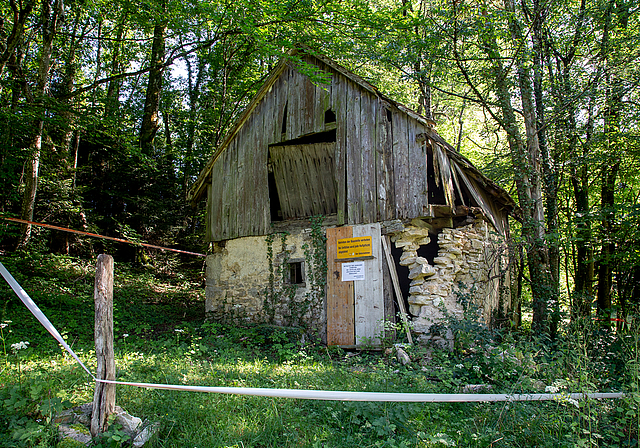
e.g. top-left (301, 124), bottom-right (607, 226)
top-left (302, 215), bottom-right (327, 319)
top-left (263, 216), bottom-right (327, 331)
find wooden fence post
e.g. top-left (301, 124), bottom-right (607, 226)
top-left (91, 254), bottom-right (116, 437)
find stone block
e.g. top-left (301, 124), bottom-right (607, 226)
top-left (409, 305), bottom-right (422, 316)
top-left (394, 240), bottom-right (413, 248)
top-left (399, 256), bottom-right (416, 266)
top-left (408, 263), bottom-right (437, 279)
top-left (433, 256), bottom-right (452, 266)
top-left (404, 227), bottom-right (431, 238)
top-left (408, 294), bottom-right (432, 305)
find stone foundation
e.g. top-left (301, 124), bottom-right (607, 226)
top-left (205, 218), bottom-right (510, 346)
top-left (205, 229), bottom-right (326, 337)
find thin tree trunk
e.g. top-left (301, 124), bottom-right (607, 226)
top-left (17, 0), bottom-right (63, 247)
top-left (0, 0), bottom-right (36, 76)
top-left (139, 19), bottom-right (166, 154)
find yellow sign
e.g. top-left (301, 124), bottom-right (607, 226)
top-left (336, 236), bottom-right (373, 259)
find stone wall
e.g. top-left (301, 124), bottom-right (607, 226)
top-left (205, 229), bottom-right (326, 337)
top-left (390, 218), bottom-right (510, 340)
top-left (205, 218), bottom-right (510, 346)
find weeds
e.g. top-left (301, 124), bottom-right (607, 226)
top-left (0, 251), bottom-right (638, 447)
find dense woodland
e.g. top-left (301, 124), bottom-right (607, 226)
top-left (0, 0), bottom-right (639, 336)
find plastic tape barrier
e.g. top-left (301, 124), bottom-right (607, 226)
top-left (0, 261), bottom-right (625, 402)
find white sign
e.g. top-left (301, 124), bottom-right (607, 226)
top-left (342, 261), bottom-right (365, 281)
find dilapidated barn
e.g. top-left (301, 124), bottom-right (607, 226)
top-left (188, 49), bottom-right (516, 347)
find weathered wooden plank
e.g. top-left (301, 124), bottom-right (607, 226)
top-left (393, 113), bottom-right (409, 219)
top-left (326, 226), bottom-right (355, 346)
top-left (274, 70), bottom-right (287, 143)
top-left (261, 94), bottom-right (273, 231)
top-left (238, 120), bottom-right (252, 237)
top-left (315, 76), bottom-right (330, 133)
top-left (408, 122), bottom-right (427, 217)
top-left (298, 146), bottom-right (321, 216)
top-left (302, 72), bottom-right (316, 135)
top-left (251, 106), bottom-right (265, 235)
top-left (353, 223), bottom-right (384, 346)
top-left (433, 143), bottom-right (456, 213)
top-left (450, 151), bottom-right (467, 207)
top-left (381, 235), bottom-right (412, 344)
top-left (376, 104), bottom-right (394, 221)
top-left (220, 142), bottom-right (233, 240)
top-left (346, 80), bottom-right (362, 224)
top-left (209, 162), bottom-right (224, 241)
top-left (332, 71), bottom-right (347, 225)
top-left (453, 163), bottom-right (501, 232)
top-left (234, 131), bottom-right (246, 239)
top-left (317, 142), bottom-right (338, 215)
top-left (360, 93), bottom-right (376, 223)
top-left (287, 67), bottom-right (299, 139)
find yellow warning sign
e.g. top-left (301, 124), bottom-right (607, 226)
top-left (336, 236), bottom-right (373, 260)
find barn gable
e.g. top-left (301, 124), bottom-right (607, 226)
top-left (188, 50), bottom-right (514, 243)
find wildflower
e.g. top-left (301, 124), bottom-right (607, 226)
top-left (175, 329), bottom-right (184, 333)
top-left (123, 334), bottom-right (129, 338)
top-left (0, 323), bottom-right (8, 329)
top-left (473, 365), bottom-right (480, 372)
top-left (11, 341), bottom-right (29, 353)
top-left (545, 385), bottom-right (559, 394)
top-left (455, 364), bottom-right (464, 369)
top-left (567, 398), bottom-right (580, 408)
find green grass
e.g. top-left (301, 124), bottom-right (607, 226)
top-left (0, 252), bottom-right (638, 447)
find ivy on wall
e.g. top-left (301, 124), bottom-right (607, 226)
top-left (264, 216), bottom-right (327, 330)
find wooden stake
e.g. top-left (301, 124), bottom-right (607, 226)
top-left (381, 236), bottom-right (413, 344)
top-left (91, 254), bottom-right (116, 437)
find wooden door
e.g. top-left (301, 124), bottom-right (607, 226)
top-left (326, 226), bottom-right (354, 346)
top-left (326, 224), bottom-right (384, 346)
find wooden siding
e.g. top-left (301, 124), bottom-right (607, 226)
top-left (326, 226), bottom-right (355, 346)
top-left (353, 223), bottom-right (384, 345)
top-left (205, 55), bottom-right (506, 242)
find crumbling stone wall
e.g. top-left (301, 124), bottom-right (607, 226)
top-left (205, 229), bottom-right (326, 336)
top-left (391, 219), bottom-right (510, 340)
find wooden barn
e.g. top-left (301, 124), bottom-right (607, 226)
top-left (188, 49), bottom-right (516, 347)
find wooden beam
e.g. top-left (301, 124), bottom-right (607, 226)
top-left (381, 235), bottom-right (413, 344)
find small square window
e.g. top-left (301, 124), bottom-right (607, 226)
top-left (288, 260), bottom-right (305, 285)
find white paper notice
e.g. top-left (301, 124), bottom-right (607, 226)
top-left (342, 261), bottom-right (365, 281)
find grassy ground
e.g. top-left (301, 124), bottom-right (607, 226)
top-left (0, 252), bottom-right (638, 447)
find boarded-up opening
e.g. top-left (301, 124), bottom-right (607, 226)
top-left (269, 131), bottom-right (337, 221)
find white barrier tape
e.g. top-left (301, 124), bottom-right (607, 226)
top-left (94, 379), bottom-right (624, 402)
top-left (0, 261), bottom-right (95, 378)
top-left (1, 260), bottom-right (626, 403)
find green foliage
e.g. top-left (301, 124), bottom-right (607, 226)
top-left (263, 216), bottom-right (327, 331)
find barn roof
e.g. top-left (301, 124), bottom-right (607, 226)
top-left (188, 47), bottom-right (516, 217)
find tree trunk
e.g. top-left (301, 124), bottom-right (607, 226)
top-left (596, 0), bottom-right (626, 316)
top-left (139, 19), bottom-right (166, 154)
top-left (0, 0), bottom-right (36, 77)
top-left (17, 0), bottom-right (63, 247)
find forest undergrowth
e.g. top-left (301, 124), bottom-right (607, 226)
top-left (0, 251), bottom-right (638, 448)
